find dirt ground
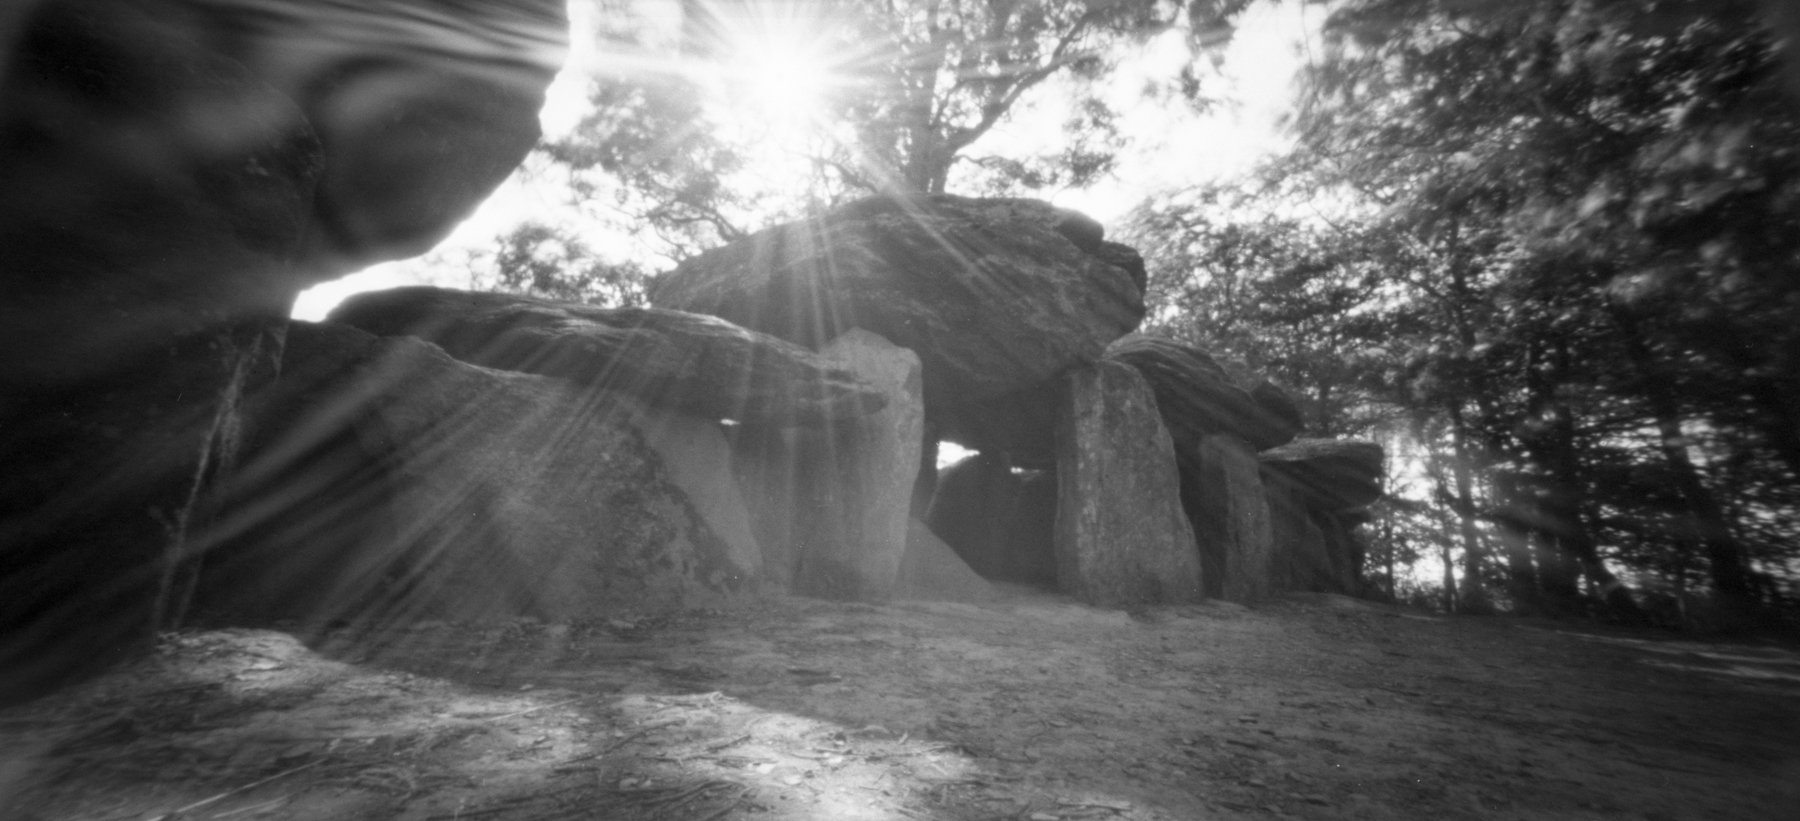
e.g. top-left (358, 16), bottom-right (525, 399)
top-left (2, 589), bottom-right (1797, 821)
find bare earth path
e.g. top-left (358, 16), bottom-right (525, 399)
top-left (3, 591), bottom-right (1797, 820)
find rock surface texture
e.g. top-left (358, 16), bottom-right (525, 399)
top-left (1264, 470), bottom-right (1340, 593)
top-left (1, 0), bottom-right (566, 388)
top-left (1054, 362), bottom-right (1203, 606)
top-left (648, 195), bottom-right (1146, 448)
top-left (790, 330), bottom-right (926, 600)
top-left (0, 0), bottom-right (567, 704)
top-left (723, 330), bottom-right (925, 598)
top-left (199, 322), bottom-right (756, 628)
top-left (1259, 439), bottom-right (1385, 513)
top-left (1258, 439), bottom-right (1383, 596)
top-left (328, 286), bottom-right (885, 427)
top-left (1183, 435), bottom-right (1277, 603)
top-left (1106, 335), bottom-right (1301, 452)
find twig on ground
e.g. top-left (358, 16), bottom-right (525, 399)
top-left (210, 795), bottom-right (289, 818)
top-left (423, 782), bottom-right (598, 820)
top-left (690, 785), bottom-right (752, 821)
top-left (142, 759), bottom-right (323, 821)
top-left (483, 693), bottom-right (605, 723)
top-left (555, 727), bottom-right (653, 768)
top-left (706, 733), bottom-right (753, 752)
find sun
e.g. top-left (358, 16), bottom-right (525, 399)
top-left (711, 3), bottom-right (845, 131)
top-left (736, 34), bottom-right (833, 126)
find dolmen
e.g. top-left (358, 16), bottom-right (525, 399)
top-left (3, 42), bottom-right (1386, 706)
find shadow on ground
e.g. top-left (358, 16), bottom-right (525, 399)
top-left (3, 590), bottom-right (1798, 820)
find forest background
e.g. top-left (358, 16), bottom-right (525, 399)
top-left (297, 0), bottom-right (1800, 631)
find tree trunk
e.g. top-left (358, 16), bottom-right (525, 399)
top-left (1614, 308), bottom-right (1758, 618)
top-left (1380, 505), bottom-right (1397, 600)
top-left (1746, 378), bottom-right (1800, 487)
top-left (1489, 471), bottom-right (1541, 614)
top-left (1523, 338), bottom-right (1641, 620)
top-left (1699, 322), bottom-right (1800, 485)
top-left (1447, 406), bottom-right (1491, 613)
top-left (1440, 520), bottom-right (1458, 613)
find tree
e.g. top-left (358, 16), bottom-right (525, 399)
top-left (1123, 176), bottom-right (1403, 437)
top-left (1136, 0), bottom-right (1800, 624)
top-left (486, 221), bottom-right (648, 306)
top-left (534, 0), bottom-right (1258, 261)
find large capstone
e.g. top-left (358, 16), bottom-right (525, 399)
top-left (1054, 361), bottom-right (1202, 606)
top-left (648, 195), bottom-right (1146, 433)
top-left (1106, 335), bottom-right (1302, 452)
top-left (1259, 438), bottom-right (1385, 513)
top-left (327, 286), bottom-right (886, 427)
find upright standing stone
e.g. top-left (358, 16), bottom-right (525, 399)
top-left (1317, 511), bottom-right (1364, 594)
top-left (791, 330), bottom-right (924, 599)
top-left (726, 425), bottom-right (808, 593)
top-left (632, 413), bottom-right (764, 585)
top-left (730, 330), bottom-right (923, 600)
top-left (1263, 467), bottom-right (1334, 592)
top-left (1054, 361), bottom-right (1202, 606)
top-left (1186, 434), bottom-right (1275, 604)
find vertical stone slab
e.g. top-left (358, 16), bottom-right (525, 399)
top-left (1053, 361), bottom-right (1202, 606)
top-left (1189, 434), bottom-right (1275, 603)
top-left (1262, 466), bottom-right (1334, 593)
top-left (1, 316), bottom-right (288, 706)
top-left (790, 329), bottom-right (924, 600)
top-left (1316, 511), bottom-right (1362, 594)
top-left (1263, 471), bottom-right (1304, 592)
top-left (634, 412), bottom-right (763, 585)
top-left (726, 425), bottom-right (808, 592)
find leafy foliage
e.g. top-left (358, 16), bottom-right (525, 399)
top-left (526, 0), bottom-right (1258, 263)
top-left (485, 222), bottom-right (649, 306)
top-left (1134, 0), bottom-right (1800, 626)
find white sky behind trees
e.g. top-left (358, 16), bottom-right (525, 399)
top-left (292, 0), bottom-right (1321, 321)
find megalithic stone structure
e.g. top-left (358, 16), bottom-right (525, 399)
top-left (729, 329), bottom-right (924, 600)
top-left (0, 0), bottom-right (568, 706)
top-left (1053, 360), bottom-right (1203, 606)
top-left (791, 329), bottom-right (925, 599)
top-left (1184, 434), bottom-right (1276, 603)
top-left (201, 322), bottom-right (762, 630)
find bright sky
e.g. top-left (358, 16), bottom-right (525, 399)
top-left (291, 0), bottom-right (1320, 321)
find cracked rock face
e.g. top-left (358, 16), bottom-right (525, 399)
top-left (207, 320), bottom-right (759, 627)
top-left (647, 194), bottom-right (1146, 421)
top-left (0, 0), bottom-right (567, 361)
top-left (0, 0), bottom-right (569, 703)
top-left (1106, 335), bottom-right (1303, 453)
top-left (327, 286), bottom-right (887, 428)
